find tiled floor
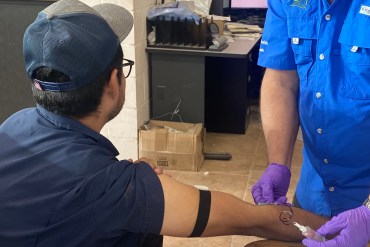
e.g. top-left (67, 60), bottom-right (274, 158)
top-left (163, 105), bottom-right (304, 247)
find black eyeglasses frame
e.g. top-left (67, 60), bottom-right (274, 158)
top-left (119, 58), bottom-right (135, 78)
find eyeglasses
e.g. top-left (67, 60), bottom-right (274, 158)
top-left (120, 58), bottom-right (135, 78)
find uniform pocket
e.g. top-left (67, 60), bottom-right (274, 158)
top-left (290, 39), bottom-right (313, 65)
top-left (287, 18), bottom-right (317, 87)
top-left (338, 14), bottom-right (370, 99)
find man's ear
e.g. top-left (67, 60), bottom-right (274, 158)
top-left (105, 68), bottom-right (120, 99)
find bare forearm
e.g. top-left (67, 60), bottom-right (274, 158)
top-left (260, 69), bottom-right (300, 167)
top-left (203, 191), bottom-right (328, 241)
top-left (159, 173), bottom-right (328, 241)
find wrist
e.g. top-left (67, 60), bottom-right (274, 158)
top-left (268, 163), bottom-right (291, 177)
top-left (364, 198), bottom-right (370, 210)
top-left (269, 162), bottom-right (290, 170)
top-left (269, 162), bottom-right (287, 166)
top-left (268, 159), bottom-right (291, 168)
top-left (362, 200), bottom-right (370, 240)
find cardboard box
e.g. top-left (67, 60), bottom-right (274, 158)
top-left (139, 120), bottom-right (204, 171)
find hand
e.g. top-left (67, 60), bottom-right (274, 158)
top-left (129, 157), bottom-right (163, 175)
top-left (302, 206), bottom-right (370, 247)
top-left (251, 163), bottom-right (291, 205)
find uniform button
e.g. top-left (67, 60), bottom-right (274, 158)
top-left (329, 187), bottom-right (335, 192)
top-left (316, 92), bottom-right (322, 99)
top-left (324, 159), bottom-right (329, 164)
top-left (325, 14), bottom-right (331, 21)
top-left (317, 128), bottom-right (323, 134)
top-left (319, 54), bottom-right (325, 60)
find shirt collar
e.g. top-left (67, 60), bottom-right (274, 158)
top-left (36, 105), bottom-right (119, 156)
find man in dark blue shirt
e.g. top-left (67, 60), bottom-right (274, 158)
top-left (0, 0), bottom-right (332, 246)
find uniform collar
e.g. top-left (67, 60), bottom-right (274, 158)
top-left (36, 105), bottom-right (119, 156)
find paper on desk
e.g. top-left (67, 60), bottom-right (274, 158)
top-left (234, 33), bottom-right (262, 38)
top-left (228, 28), bottom-right (258, 33)
top-left (234, 32), bottom-right (261, 37)
top-left (237, 36), bottom-right (258, 41)
top-left (226, 22), bottom-right (263, 33)
top-left (222, 31), bottom-right (235, 42)
top-left (207, 15), bottom-right (231, 21)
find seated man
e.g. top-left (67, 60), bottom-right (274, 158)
top-left (0, 0), bottom-right (331, 246)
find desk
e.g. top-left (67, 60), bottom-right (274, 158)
top-left (146, 38), bottom-right (262, 134)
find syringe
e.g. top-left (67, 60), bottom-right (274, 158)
top-left (292, 221), bottom-right (326, 242)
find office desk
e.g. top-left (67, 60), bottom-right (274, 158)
top-left (146, 38), bottom-right (262, 134)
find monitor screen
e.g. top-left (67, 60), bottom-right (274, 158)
top-left (230, 0), bottom-right (267, 8)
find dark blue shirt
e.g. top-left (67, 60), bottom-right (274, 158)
top-left (258, 0), bottom-right (370, 217)
top-left (0, 106), bottom-right (164, 246)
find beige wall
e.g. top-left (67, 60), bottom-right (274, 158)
top-left (82, 0), bottom-right (156, 160)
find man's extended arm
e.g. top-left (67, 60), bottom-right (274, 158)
top-left (260, 68), bottom-right (300, 168)
top-left (158, 173), bottom-right (328, 241)
top-left (251, 68), bottom-right (300, 204)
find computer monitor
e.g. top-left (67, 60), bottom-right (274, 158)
top-left (230, 0), bottom-right (267, 9)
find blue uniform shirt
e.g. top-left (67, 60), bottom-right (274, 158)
top-left (258, 0), bottom-right (370, 217)
top-left (0, 106), bottom-right (164, 246)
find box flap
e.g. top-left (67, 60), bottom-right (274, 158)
top-left (139, 128), bottom-right (167, 151)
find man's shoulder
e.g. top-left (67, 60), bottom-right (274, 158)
top-left (2, 107), bottom-right (36, 121)
top-left (0, 107), bottom-right (37, 130)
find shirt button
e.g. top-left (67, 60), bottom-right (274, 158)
top-left (325, 14), bottom-right (331, 21)
top-left (329, 187), bottom-right (335, 192)
top-left (316, 92), bottom-right (322, 99)
top-left (324, 159), bottom-right (329, 164)
top-left (317, 128), bottom-right (323, 134)
top-left (319, 54), bottom-right (325, 60)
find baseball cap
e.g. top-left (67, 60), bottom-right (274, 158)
top-left (23, 0), bottom-right (133, 92)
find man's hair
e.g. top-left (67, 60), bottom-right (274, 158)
top-left (32, 47), bottom-right (123, 118)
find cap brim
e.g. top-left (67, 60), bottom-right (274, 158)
top-left (93, 4), bottom-right (133, 42)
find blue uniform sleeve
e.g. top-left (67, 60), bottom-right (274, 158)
top-left (258, 0), bottom-right (296, 70)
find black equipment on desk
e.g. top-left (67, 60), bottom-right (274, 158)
top-left (147, 16), bottom-right (213, 50)
top-left (146, 0), bottom-right (228, 50)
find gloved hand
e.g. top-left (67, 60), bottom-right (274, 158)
top-left (302, 205), bottom-right (370, 247)
top-left (251, 163), bottom-right (291, 205)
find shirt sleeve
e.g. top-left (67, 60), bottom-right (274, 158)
top-left (92, 161), bottom-right (165, 234)
top-left (258, 0), bottom-right (296, 70)
top-left (50, 160), bottom-right (165, 236)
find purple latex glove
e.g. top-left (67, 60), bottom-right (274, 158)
top-left (302, 206), bottom-right (370, 247)
top-left (251, 163), bottom-right (291, 205)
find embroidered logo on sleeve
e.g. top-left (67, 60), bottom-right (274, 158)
top-left (359, 5), bottom-right (370, 16)
top-left (260, 40), bottom-right (268, 53)
top-left (291, 0), bottom-right (309, 9)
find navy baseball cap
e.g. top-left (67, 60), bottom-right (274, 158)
top-left (23, 0), bottom-right (133, 92)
